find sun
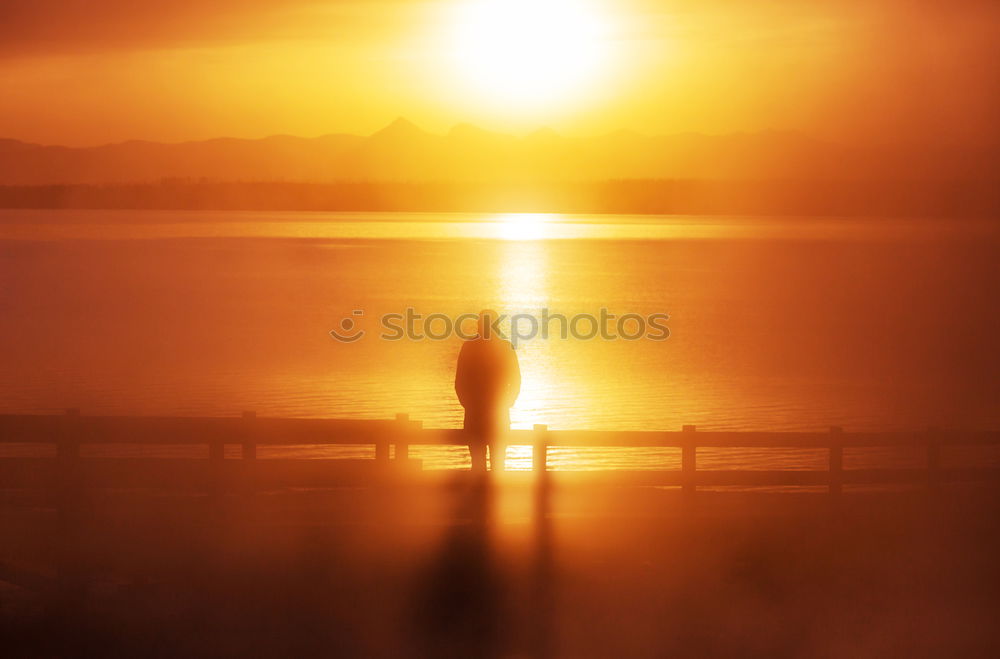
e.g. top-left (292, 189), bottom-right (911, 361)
top-left (495, 213), bottom-right (555, 241)
top-left (449, 0), bottom-right (612, 107)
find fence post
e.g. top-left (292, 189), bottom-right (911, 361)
top-left (242, 411), bottom-right (257, 460)
top-left (58, 408), bottom-right (81, 464)
top-left (242, 411), bottom-right (257, 495)
top-left (375, 422), bottom-right (390, 467)
top-left (209, 427), bottom-right (225, 498)
top-left (829, 426), bottom-right (843, 498)
top-left (57, 408), bottom-right (82, 504)
top-left (533, 424), bottom-right (548, 473)
top-left (927, 426), bottom-right (941, 493)
top-left (395, 413), bottom-right (410, 462)
top-left (56, 408), bottom-right (84, 614)
top-left (682, 425), bottom-right (696, 494)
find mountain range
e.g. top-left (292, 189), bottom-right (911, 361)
top-left (0, 118), bottom-right (996, 185)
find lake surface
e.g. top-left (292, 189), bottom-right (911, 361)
top-left (2, 210), bottom-right (998, 471)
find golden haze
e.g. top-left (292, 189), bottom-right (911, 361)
top-left (0, 1), bottom-right (997, 146)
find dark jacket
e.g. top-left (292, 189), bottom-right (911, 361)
top-left (455, 337), bottom-right (521, 438)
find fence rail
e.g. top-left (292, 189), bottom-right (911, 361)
top-left (1, 411), bottom-right (1000, 494)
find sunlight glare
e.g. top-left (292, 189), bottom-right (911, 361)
top-left (450, 0), bottom-right (611, 107)
top-left (496, 212), bottom-right (555, 241)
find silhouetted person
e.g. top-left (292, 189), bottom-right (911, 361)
top-left (455, 310), bottom-right (521, 472)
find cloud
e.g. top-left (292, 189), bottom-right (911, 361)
top-left (0, 0), bottom-right (399, 58)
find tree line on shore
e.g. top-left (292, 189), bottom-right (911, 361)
top-left (0, 179), bottom-right (997, 217)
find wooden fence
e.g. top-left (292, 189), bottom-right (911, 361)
top-left (1, 410), bottom-right (999, 601)
top-left (2, 410), bottom-right (1000, 494)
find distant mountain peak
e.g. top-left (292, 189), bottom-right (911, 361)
top-left (370, 117), bottom-right (428, 140)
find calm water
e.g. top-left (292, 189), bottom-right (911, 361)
top-left (2, 210), bottom-right (999, 470)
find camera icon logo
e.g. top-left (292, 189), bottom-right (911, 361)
top-left (329, 310), bottom-right (366, 343)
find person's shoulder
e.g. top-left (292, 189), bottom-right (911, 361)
top-left (460, 337), bottom-right (485, 352)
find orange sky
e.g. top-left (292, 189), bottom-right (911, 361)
top-left (1, 0), bottom-right (998, 146)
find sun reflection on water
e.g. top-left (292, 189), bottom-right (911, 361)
top-left (495, 213), bottom-right (557, 241)
top-left (492, 221), bottom-right (562, 470)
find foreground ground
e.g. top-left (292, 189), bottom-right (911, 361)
top-left (2, 478), bottom-right (1000, 658)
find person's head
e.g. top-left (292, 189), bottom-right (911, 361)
top-left (477, 308), bottom-right (500, 339)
